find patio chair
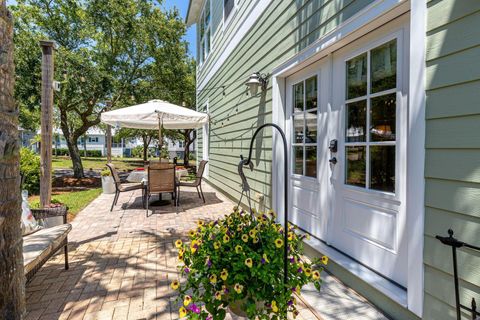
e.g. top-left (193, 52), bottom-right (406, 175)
top-left (107, 163), bottom-right (145, 211)
top-left (177, 160), bottom-right (208, 204)
top-left (146, 162), bottom-right (177, 215)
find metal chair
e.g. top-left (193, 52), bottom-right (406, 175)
top-left (107, 163), bottom-right (144, 211)
top-left (177, 160), bottom-right (208, 204)
top-left (146, 162), bottom-right (177, 216)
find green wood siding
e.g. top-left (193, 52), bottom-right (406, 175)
top-left (424, 1), bottom-right (480, 319)
top-left (196, 0), bottom-right (374, 211)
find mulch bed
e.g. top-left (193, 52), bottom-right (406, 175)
top-left (52, 176), bottom-right (101, 189)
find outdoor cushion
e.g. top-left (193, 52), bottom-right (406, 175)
top-left (23, 224), bottom-right (71, 275)
top-left (119, 183), bottom-right (143, 192)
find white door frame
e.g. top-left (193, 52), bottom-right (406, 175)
top-left (271, 0), bottom-right (425, 316)
top-left (202, 101), bottom-right (210, 177)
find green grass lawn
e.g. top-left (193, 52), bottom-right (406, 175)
top-left (52, 156), bottom-right (144, 171)
top-left (52, 156), bottom-right (196, 171)
top-left (29, 188), bottom-right (103, 221)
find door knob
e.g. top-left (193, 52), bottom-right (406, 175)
top-left (329, 157), bottom-right (337, 165)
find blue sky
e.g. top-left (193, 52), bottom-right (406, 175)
top-left (6, 0), bottom-right (196, 57)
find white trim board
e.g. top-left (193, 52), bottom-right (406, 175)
top-left (197, 0), bottom-right (272, 91)
top-left (271, 0), bottom-right (425, 317)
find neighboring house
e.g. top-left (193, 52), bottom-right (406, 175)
top-left (166, 138), bottom-right (195, 160)
top-left (187, 1), bottom-right (479, 319)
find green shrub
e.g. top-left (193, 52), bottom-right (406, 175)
top-left (53, 148), bottom-right (70, 156)
top-left (20, 147), bottom-right (41, 195)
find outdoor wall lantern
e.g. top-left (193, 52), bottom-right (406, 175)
top-left (245, 72), bottom-right (268, 96)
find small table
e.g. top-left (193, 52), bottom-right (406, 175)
top-left (126, 168), bottom-right (189, 206)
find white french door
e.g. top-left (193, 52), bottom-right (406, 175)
top-left (285, 20), bottom-right (409, 287)
top-left (286, 58), bottom-right (329, 240)
top-left (329, 27), bottom-right (408, 286)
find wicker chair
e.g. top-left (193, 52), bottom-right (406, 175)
top-left (146, 162), bottom-right (177, 215)
top-left (107, 163), bottom-right (145, 211)
top-left (177, 160), bottom-right (208, 204)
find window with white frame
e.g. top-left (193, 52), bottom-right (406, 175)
top-left (291, 75), bottom-right (318, 178)
top-left (224, 0), bottom-right (235, 22)
top-left (344, 39), bottom-right (397, 193)
top-left (199, 0), bottom-right (211, 65)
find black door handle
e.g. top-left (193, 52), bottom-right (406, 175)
top-left (329, 157), bottom-right (337, 165)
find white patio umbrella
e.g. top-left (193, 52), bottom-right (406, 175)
top-left (100, 99), bottom-right (209, 156)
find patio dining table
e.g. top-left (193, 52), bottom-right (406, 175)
top-left (126, 168), bottom-right (189, 183)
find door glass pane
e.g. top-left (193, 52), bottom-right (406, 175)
top-left (371, 40), bottom-right (396, 93)
top-left (206, 29), bottom-right (211, 56)
top-left (305, 147), bottom-right (317, 178)
top-left (346, 146), bottom-right (366, 187)
top-left (370, 146), bottom-right (395, 192)
top-left (346, 100), bottom-right (366, 142)
top-left (306, 76), bottom-right (318, 109)
top-left (305, 109), bottom-right (317, 143)
top-left (293, 82), bottom-right (304, 113)
top-left (346, 53), bottom-right (367, 99)
top-left (294, 146), bottom-right (303, 175)
top-left (293, 115), bottom-right (304, 143)
top-left (370, 93), bottom-right (396, 142)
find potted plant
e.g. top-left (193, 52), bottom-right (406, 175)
top-left (101, 168), bottom-right (115, 194)
top-left (172, 208), bottom-right (328, 319)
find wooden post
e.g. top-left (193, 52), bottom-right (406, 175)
top-left (106, 101), bottom-right (112, 162)
top-left (39, 40), bottom-right (55, 208)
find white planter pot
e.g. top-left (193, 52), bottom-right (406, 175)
top-left (101, 176), bottom-right (116, 194)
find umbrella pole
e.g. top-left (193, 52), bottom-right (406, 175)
top-left (158, 115), bottom-right (163, 160)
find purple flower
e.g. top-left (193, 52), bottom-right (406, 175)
top-left (291, 287), bottom-right (297, 292)
top-left (188, 304), bottom-right (201, 314)
top-left (207, 259), bottom-right (212, 267)
top-left (224, 288), bottom-right (229, 294)
top-left (289, 257), bottom-right (295, 263)
top-left (184, 267), bottom-right (190, 274)
top-left (206, 316), bottom-right (213, 320)
top-left (287, 300), bottom-right (294, 306)
top-left (297, 267), bottom-right (303, 273)
top-left (261, 258), bottom-right (266, 264)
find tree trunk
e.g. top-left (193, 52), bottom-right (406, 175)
top-left (66, 138), bottom-right (85, 178)
top-left (183, 129), bottom-right (196, 167)
top-left (0, 3), bottom-right (26, 318)
top-left (141, 135), bottom-right (151, 162)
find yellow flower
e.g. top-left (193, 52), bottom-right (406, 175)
top-left (234, 283), bottom-right (243, 294)
top-left (312, 270), bottom-right (321, 280)
top-left (287, 232), bottom-right (294, 241)
top-left (223, 234), bottom-right (230, 243)
top-left (249, 229), bottom-right (257, 238)
top-left (215, 291), bottom-right (222, 300)
top-left (241, 234), bottom-right (249, 243)
top-left (293, 310), bottom-right (299, 319)
top-left (175, 239), bottom-right (183, 248)
top-left (209, 274), bottom-right (217, 284)
top-left (190, 240), bottom-right (199, 253)
top-left (237, 225), bottom-right (243, 232)
top-left (220, 269), bottom-right (228, 281)
top-left (321, 255), bottom-right (329, 265)
top-left (271, 300), bottom-right (278, 313)
top-left (275, 238), bottom-right (284, 248)
top-left (305, 267), bottom-right (312, 277)
top-left (170, 280), bottom-right (179, 290)
top-left (227, 217), bottom-right (234, 225)
top-left (214, 241), bottom-right (221, 250)
top-left (178, 252), bottom-right (184, 261)
top-left (267, 209), bottom-right (276, 218)
top-left (306, 233), bottom-right (311, 240)
top-left (235, 245), bottom-right (243, 254)
top-left (197, 220), bottom-right (205, 227)
top-left (245, 258), bottom-right (253, 268)
top-left (262, 253), bottom-right (270, 263)
top-left (179, 306), bottom-right (187, 318)
top-left (253, 237), bottom-right (259, 244)
top-left (183, 295), bottom-right (192, 307)
top-left (188, 230), bottom-right (196, 237)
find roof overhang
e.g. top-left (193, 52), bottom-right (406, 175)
top-left (186, 0), bottom-right (203, 27)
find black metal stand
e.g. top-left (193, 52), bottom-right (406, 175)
top-left (239, 123), bottom-right (289, 287)
top-left (436, 229), bottom-right (480, 320)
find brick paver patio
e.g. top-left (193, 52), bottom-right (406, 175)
top-left (25, 184), bottom-right (318, 320)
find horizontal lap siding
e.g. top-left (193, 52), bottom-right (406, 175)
top-left (196, 0), bottom-right (374, 211)
top-left (424, 1), bottom-right (480, 319)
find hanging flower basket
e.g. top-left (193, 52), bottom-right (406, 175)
top-left (172, 207), bottom-right (328, 319)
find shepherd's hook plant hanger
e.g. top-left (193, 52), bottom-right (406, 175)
top-left (238, 123), bottom-right (289, 290)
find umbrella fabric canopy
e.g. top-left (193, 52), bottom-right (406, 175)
top-left (100, 100), bottom-right (208, 130)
